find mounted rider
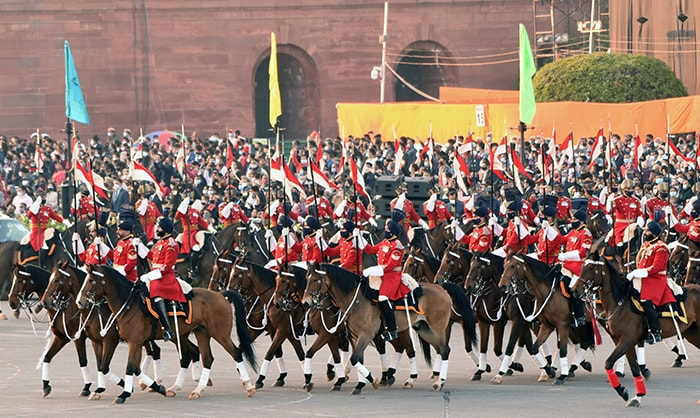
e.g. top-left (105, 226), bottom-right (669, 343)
top-left (454, 206), bottom-right (500, 253)
top-left (535, 205), bottom-right (568, 265)
top-left (176, 197), bottom-right (216, 279)
top-left (75, 220), bottom-right (113, 265)
top-left (626, 221), bottom-right (676, 344)
top-left (557, 209), bottom-right (591, 327)
top-left (24, 194), bottom-right (71, 266)
top-left (554, 183), bottom-right (572, 224)
top-left (305, 190), bottom-right (333, 221)
top-left (72, 187), bottom-right (96, 221)
top-left (609, 178), bottom-right (644, 255)
top-left (363, 220), bottom-right (407, 342)
top-left (140, 217), bottom-right (183, 341)
top-left (112, 219), bottom-right (138, 283)
top-left (219, 190), bottom-right (249, 229)
top-left (645, 182), bottom-right (676, 229)
top-left (669, 198), bottom-right (700, 244)
top-left (423, 184), bottom-right (452, 229)
top-left (264, 190), bottom-right (301, 228)
top-left (582, 181), bottom-right (603, 215)
top-left (334, 191), bottom-right (374, 228)
top-left (502, 200), bottom-right (537, 255)
top-left (264, 214), bottom-right (302, 268)
top-left (325, 220), bottom-right (364, 274)
top-left (391, 182), bottom-right (428, 232)
top-left (135, 185), bottom-right (162, 244)
top-left (299, 216), bottom-right (326, 264)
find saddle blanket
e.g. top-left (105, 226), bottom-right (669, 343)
top-left (631, 298), bottom-right (688, 324)
top-left (146, 297), bottom-right (193, 325)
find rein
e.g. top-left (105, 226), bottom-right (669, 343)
top-left (510, 258), bottom-right (559, 323)
top-left (324, 277), bottom-right (362, 334)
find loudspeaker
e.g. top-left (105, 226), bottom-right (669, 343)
top-left (374, 197), bottom-right (393, 217)
top-left (405, 177), bottom-right (431, 199)
top-left (375, 176), bottom-right (401, 197)
top-left (411, 199), bottom-right (426, 218)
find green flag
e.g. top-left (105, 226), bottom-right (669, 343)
top-left (518, 24), bottom-right (536, 125)
top-left (269, 32), bottom-right (282, 128)
top-left (64, 41), bottom-right (90, 125)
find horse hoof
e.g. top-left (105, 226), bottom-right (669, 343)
top-left (167, 385), bottom-right (182, 393)
top-left (331, 385), bottom-right (342, 391)
top-left (351, 388), bottom-right (362, 395)
top-left (255, 382), bottom-right (264, 390)
top-left (505, 369), bottom-right (513, 376)
top-left (113, 392), bottom-right (130, 404)
top-left (245, 385), bottom-right (256, 397)
top-left (509, 362), bottom-right (524, 373)
top-left (626, 397), bottom-right (640, 408)
top-left (273, 380), bottom-right (285, 387)
top-left (431, 379), bottom-right (445, 391)
top-left (371, 380), bottom-right (379, 390)
top-left (490, 375), bottom-right (503, 385)
top-left (545, 366), bottom-right (556, 379)
top-left (166, 390), bottom-right (177, 397)
top-left (326, 372), bottom-right (336, 382)
top-left (403, 380), bottom-right (415, 389)
top-left (641, 367), bottom-right (651, 381)
top-left (485, 364), bottom-right (492, 373)
top-left (43, 385), bottom-right (52, 397)
top-left (305, 382), bottom-right (314, 392)
top-left (140, 382), bottom-right (148, 391)
top-left (471, 372), bottom-right (482, 381)
top-left (207, 379), bottom-right (213, 387)
top-left (387, 375), bottom-right (395, 386)
top-left (580, 360), bottom-right (592, 372)
top-left (537, 371), bottom-right (549, 382)
top-left (188, 391), bottom-right (200, 400)
top-left (553, 376), bottom-right (565, 386)
top-left (615, 386), bottom-right (629, 401)
top-left (80, 383), bottom-right (92, 397)
top-left (672, 360), bottom-right (683, 368)
top-left (88, 393), bottom-right (101, 401)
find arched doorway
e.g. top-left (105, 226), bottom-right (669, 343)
top-left (394, 41), bottom-right (457, 102)
top-left (254, 46), bottom-right (320, 139)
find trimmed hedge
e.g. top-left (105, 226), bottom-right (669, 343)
top-left (533, 53), bottom-right (688, 103)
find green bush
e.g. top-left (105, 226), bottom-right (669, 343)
top-left (533, 53), bottom-right (688, 103)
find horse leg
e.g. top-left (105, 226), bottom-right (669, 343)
top-left (394, 330), bottom-right (417, 389)
top-left (40, 335), bottom-right (70, 397)
top-left (603, 340), bottom-right (636, 404)
top-left (350, 335), bottom-right (378, 395)
top-left (188, 328), bottom-right (216, 400)
top-left (114, 343), bottom-right (142, 404)
top-left (256, 330), bottom-right (287, 390)
top-left (73, 335), bottom-right (94, 397)
top-left (472, 319), bottom-right (491, 381)
top-left (532, 323), bottom-right (558, 382)
top-left (301, 329), bottom-right (332, 392)
top-left (431, 342), bottom-right (451, 392)
top-left (167, 337), bottom-right (197, 395)
top-left (625, 346), bottom-right (646, 408)
top-left (91, 334), bottom-right (122, 400)
top-left (552, 327), bottom-right (570, 385)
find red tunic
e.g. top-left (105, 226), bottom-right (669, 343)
top-left (458, 222), bottom-right (492, 253)
top-left (325, 237), bottom-right (363, 274)
top-left (262, 203), bottom-right (300, 227)
top-left (28, 206), bottom-right (64, 252)
top-left (423, 199), bottom-right (452, 229)
top-left (673, 218), bottom-right (700, 243)
top-left (305, 196), bottom-right (333, 219)
top-left (137, 199), bottom-right (162, 242)
top-left (562, 225), bottom-right (593, 276)
top-left (175, 207), bottom-right (209, 253)
top-left (390, 196), bottom-right (421, 224)
top-left (645, 197), bottom-right (677, 224)
top-left (335, 200), bottom-right (371, 223)
top-left (364, 238), bottom-right (409, 300)
top-left (520, 200), bottom-right (538, 227)
top-left (609, 195), bottom-right (643, 246)
top-left (113, 236), bottom-right (138, 283)
top-left (73, 196), bottom-right (95, 219)
top-left (535, 227), bottom-right (568, 265)
top-left (587, 197), bottom-right (602, 215)
top-left (635, 240), bottom-right (676, 306)
top-left (148, 235), bottom-right (185, 302)
top-left (273, 234), bottom-right (302, 264)
top-left (556, 196), bottom-right (572, 220)
top-left (78, 242), bottom-right (113, 265)
top-left (503, 222), bottom-right (537, 254)
top-left (300, 233), bottom-right (323, 264)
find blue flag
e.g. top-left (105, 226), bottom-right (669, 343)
top-left (64, 41), bottom-right (90, 125)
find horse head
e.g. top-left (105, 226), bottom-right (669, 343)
top-left (436, 242), bottom-right (465, 284)
top-left (499, 252), bottom-right (527, 294)
top-left (686, 250), bottom-right (700, 285)
top-left (402, 248), bottom-right (426, 281)
top-left (668, 239), bottom-right (690, 285)
top-left (274, 263), bottom-right (298, 311)
top-left (42, 260), bottom-right (74, 310)
top-left (77, 265), bottom-right (106, 310)
top-left (573, 252), bottom-right (607, 299)
top-left (209, 250), bottom-right (234, 291)
top-left (8, 264), bottom-right (32, 312)
top-left (465, 253), bottom-right (494, 296)
top-left (302, 262), bottom-right (329, 310)
top-left (587, 210), bottom-right (610, 240)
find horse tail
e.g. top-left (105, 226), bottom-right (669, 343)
top-left (441, 282), bottom-right (478, 350)
top-left (222, 290), bottom-right (258, 372)
top-left (575, 321), bottom-right (596, 352)
top-left (418, 335), bottom-right (432, 367)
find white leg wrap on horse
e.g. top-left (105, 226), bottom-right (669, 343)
top-left (635, 346), bottom-right (646, 366)
top-left (191, 361), bottom-right (201, 380)
top-left (97, 372), bottom-right (106, 389)
top-left (467, 350), bottom-right (479, 367)
top-left (106, 371), bottom-right (121, 384)
top-left (355, 362), bottom-right (371, 378)
top-left (391, 352), bottom-right (403, 369)
top-left (513, 346), bottom-right (524, 363)
top-left (137, 372), bottom-right (154, 387)
top-left (42, 362), bottom-right (50, 381)
top-left (432, 354), bottom-right (442, 373)
top-left (614, 357), bottom-right (626, 374)
top-left (439, 360), bottom-right (449, 380)
top-left (154, 359), bottom-right (162, 382)
top-left (140, 355), bottom-right (152, 376)
top-left (357, 371), bottom-right (367, 384)
top-left (380, 353), bottom-right (389, 371)
top-left (559, 357), bottom-right (569, 376)
top-left (409, 357), bottom-right (418, 375)
top-left (275, 357), bottom-right (287, 373)
top-left (534, 352), bottom-right (547, 368)
top-left (259, 359), bottom-right (270, 377)
top-left (80, 366), bottom-right (93, 384)
top-left (195, 368), bottom-right (211, 392)
top-left (124, 375), bottom-right (134, 394)
top-left (342, 351), bottom-right (351, 367)
top-left (498, 355), bottom-right (512, 374)
top-left (478, 353), bottom-right (487, 371)
top-left (304, 358), bottom-right (313, 375)
top-left (573, 347), bottom-right (585, 365)
top-left (541, 342), bottom-right (552, 357)
top-left (335, 363), bottom-right (346, 378)
top-left (174, 368), bottom-right (188, 388)
top-left (237, 362), bottom-right (251, 382)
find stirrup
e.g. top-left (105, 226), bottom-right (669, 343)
top-left (162, 329), bottom-right (175, 342)
top-left (571, 316), bottom-right (586, 328)
top-left (646, 331), bottom-right (662, 345)
top-left (382, 330), bottom-right (398, 342)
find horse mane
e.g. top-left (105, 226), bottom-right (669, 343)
top-left (290, 265), bottom-right (308, 291)
top-left (21, 264), bottom-right (51, 287)
top-left (97, 265), bottom-right (135, 303)
top-left (320, 263), bottom-right (363, 295)
top-left (67, 264), bottom-right (87, 284)
top-left (457, 247), bottom-right (473, 266)
top-left (424, 253), bottom-right (441, 272)
top-left (484, 252), bottom-right (504, 274)
top-left (602, 256), bottom-right (631, 302)
top-left (246, 262), bottom-right (277, 287)
top-left (522, 255), bottom-right (556, 284)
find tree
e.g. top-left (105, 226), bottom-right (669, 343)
top-left (533, 53), bottom-right (688, 103)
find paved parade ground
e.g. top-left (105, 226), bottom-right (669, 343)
top-left (1, 300), bottom-right (699, 418)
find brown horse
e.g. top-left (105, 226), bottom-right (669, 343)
top-left (575, 252), bottom-right (700, 407)
top-left (175, 223), bottom-right (240, 286)
top-left (499, 252), bottom-right (595, 385)
top-left (209, 250), bottom-right (290, 387)
top-left (587, 210), bottom-right (611, 240)
top-left (402, 247), bottom-right (441, 283)
top-left (226, 260), bottom-right (306, 390)
top-left (76, 265), bottom-right (257, 403)
top-left (8, 264), bottom-right (96, 398)
top-left (302, 263), bottom-right (477, 394)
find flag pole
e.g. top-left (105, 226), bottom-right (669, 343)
top-left (88, 159), bottom-right (102, 265)
top-left (307, 140), bottom-right (324, 260)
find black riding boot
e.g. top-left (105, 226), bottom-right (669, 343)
top-left (641, 300), bottom-right (662, 344)
top-left (153, 298), bottom-right (175, 341)
top-left (188, 251), bottom-right (200, 280)
top-left (39, 249), bottom-right (47, 269)
top-left (570, 297), bottom-right (586, 328)
top-left (379, 299), bottom-right (398, 342)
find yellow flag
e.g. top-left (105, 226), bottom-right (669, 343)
top-left (269, 32), bottom-right (282, 128)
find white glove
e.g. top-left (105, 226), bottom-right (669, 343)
top-left (488, 216), bottom-right (497, 226)
top-left (419, 219), bottom-right (429, 229)
top-left (426, 194), bottom-right (437, 212)
top-left (316, 233), bottom-right (327, 251)
top-left (513, 217), bottom-right (521, 226)
top-left (352, 228), bottom-right (361, 239)
top-left (94, 237), bottom-right (103, 245)
top-left (517, 223), bottom-right (529, 240)
top-left (493, 223), bottom-right (504, 237)
top-left (334, 200), bottom-right (346, 218)
top-left (545, 225), bottom-right (558, 241)
top-left (557, 250), bottom-right (581, 262)
top-left (363, 265), bottom-right (384, 277)
top-left (533, 216), bottom-right (541, 226)
top-left (492, 247), bottom-right (507, 258)
top-left (62, 219), bottom-right (73, 228)
top-left (540, 220), bottom-right (549, 229)
top-left (136, 241), bottom-right (149, 258)
top-left (281, 227), bottom-right (290, 237)
top-left (98, 242), bottom-right (111, 258)
top-left (626, 268), bottom-right (648, 280)
top-left (74, 237), bottom-right (85, 255)
top-left (72, 232), bottom-right (81, 242)
top-left (395, 193), bottom-right (406, 211)
top-left (668, 213), bottom-right (679, 228)
top-left (137, 199), bottom-right (148, 216)
top-left (605, 215), bottom-right (613, 225)
top-left (269, 199), bottom-right (280, 216)
top-left (221, 202), bottom-right (234, 218)
top-left (454, 225), bottom-right (465, 241)
top-left (369, 217), bottom-right (377, 228)
top-left (140, 269), bottom-right (162, 283)
top-left (177, 197), bottom-right (190, 214)
top-left (264, 229), bottom-right (274, 239)
top-left (29, 197), bottom-right (41, 214)
top-left (636, 216), bottom-right (644, 228)
top-left (250, 223), bottom-right (260, 232)
top-left (328, 231), bottom-right (341, 245)
top-left (208, 224), bottom-right (216, 234)
top-left (132, 237), bottom-right (141, 247)
top-left (664, 206), bottom-right (672, 215)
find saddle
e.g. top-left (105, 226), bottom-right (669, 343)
top-left (630, 298), bottom-right (689, 325)
top-left (365, 279), bottom-right (425, 314)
